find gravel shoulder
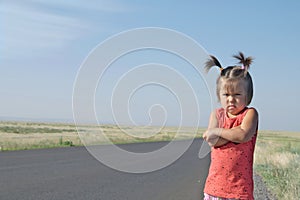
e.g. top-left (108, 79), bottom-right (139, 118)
top-left (254, 173), bottom-right (277, 200)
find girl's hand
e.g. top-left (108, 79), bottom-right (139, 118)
top-left (203, 128), bottom-right (222, 147)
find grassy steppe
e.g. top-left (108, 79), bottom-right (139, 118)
top-left (254, 130), bottom-right (300, 199)
top-left (0, 121), bottom-right (203, 151)
top-left (1, 121), bottom-right (299, 199)
top-left (0, 121), bottom-right (80, 150)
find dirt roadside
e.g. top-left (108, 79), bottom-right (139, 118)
top-left (254, 173), bottom-right (277, 200)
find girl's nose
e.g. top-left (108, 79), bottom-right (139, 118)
top-left (228, 95), bottom-right (234, 102)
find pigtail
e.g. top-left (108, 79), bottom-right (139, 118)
top-left (233, 52), bottom-right (253, 71)
top-left (205, 55), bottom-right (223, 73)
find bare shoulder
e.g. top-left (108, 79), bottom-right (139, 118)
top-left (242, 107), bottom-right (259, 128)
top-left (211, 109), bottom-right (218, 117)
top-left (246, 107), bottom-right (259, 118)
top-left (207, 109), bottom-right (219, 129)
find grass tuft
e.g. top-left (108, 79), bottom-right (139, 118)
top-left (254, 131), bottom-right (300, 199)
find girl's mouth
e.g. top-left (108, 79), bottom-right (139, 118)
top-left (228, 105), bottom-right (236, 109)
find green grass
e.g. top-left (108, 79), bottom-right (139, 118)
top-left (254, 131), bottom-right (300, 199)
top-left (0, 125), bottom-right (76, 134)
top-left (2, 138), bottom-right (76, 151)
top-left (0, 121), bottom-right (81, 151)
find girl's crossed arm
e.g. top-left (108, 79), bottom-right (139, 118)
top-left (203, 110), bottom-right (229, 147)
top-left (203, 108), bottom-right (258, 146)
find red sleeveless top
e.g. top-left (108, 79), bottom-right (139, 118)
top-left (204, 107), bottom-right (258, 200)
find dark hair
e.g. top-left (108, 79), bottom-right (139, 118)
top-left (205, 52), bottom-right (254, 105)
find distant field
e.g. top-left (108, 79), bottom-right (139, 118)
top-left (255, 130), bottom-right (300, 199)
top-left (0, 121), bottom-right (203, 151)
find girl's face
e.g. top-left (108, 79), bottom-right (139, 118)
top-left (219, 79), bottom-right (248, 118)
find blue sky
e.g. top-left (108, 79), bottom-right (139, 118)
top-left (1, 0), bottom-right (300, 131)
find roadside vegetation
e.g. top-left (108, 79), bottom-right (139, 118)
top-left (0, 121), bottom-right (80, 151)
top-left (0, 121), bottom-right (202, 151)
top-left (254, 130), bottom-right (300, 199)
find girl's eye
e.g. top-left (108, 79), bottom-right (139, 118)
top-left (223, 94), bottom-right (229, 96)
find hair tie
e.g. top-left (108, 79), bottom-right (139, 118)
top-left (205, 55), bottom-right (223, 73)
top-left (204, 52), bottom-right (253, 74)
top-left (233, 52), bottom-right (253, 71)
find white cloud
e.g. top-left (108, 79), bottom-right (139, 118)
top-left (26, 0), bottom-right (132, 13)
top-left (0, 0), bottom-right (131, 59)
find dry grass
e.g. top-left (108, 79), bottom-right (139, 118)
top-left (0, 121), bottom-right (81, 150)
top-left (254, 130), bottom-right (300, 199)
top-left (0, 121), bottom-right (204, 151)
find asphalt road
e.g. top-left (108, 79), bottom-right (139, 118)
top-left (0, 139), bottom-right (210, 200)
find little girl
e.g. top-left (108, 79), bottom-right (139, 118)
top-left (202, 52), bottom-right (259, 200)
